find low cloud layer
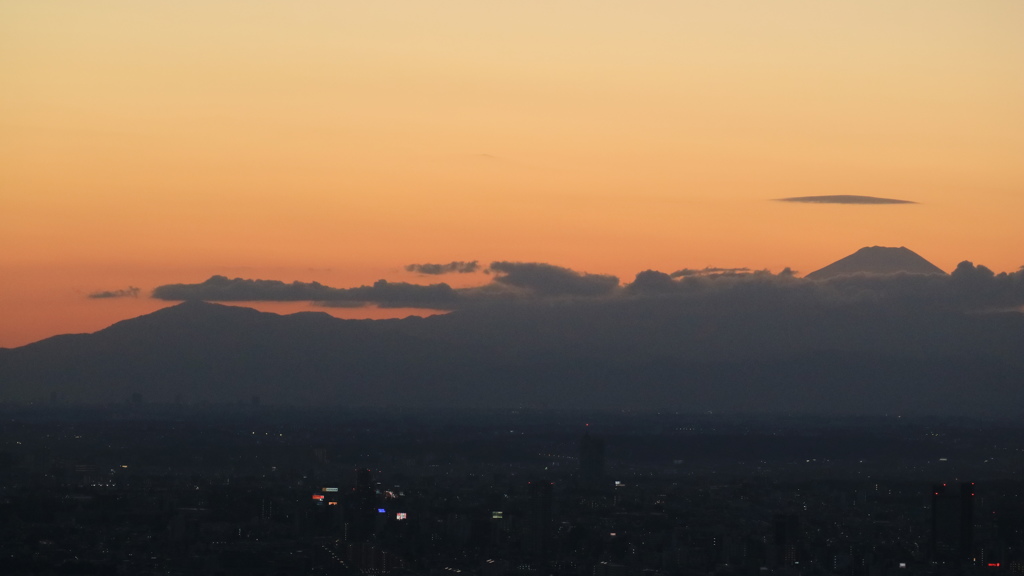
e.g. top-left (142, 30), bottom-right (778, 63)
top-left (405, 261), bottom-right (480, 275)
top-left (776, 195), bottom-right (916, 205)
top-left (88, 287), bottom-right (140, 299)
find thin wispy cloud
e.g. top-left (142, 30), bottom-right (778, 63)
top-left (670, 267), bottom-right (752, 278)
top-left (776, 195), bottom-right (916, 205)
top-left (88, 287), bottom-right (140, 299)
top-left (405, 261), bottom-right (480, 275)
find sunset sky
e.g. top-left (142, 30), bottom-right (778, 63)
top-left (2, 1), bottom-right (1022, 348)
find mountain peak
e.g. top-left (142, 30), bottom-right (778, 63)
top-left (806, 246), bottom-right (946, 279)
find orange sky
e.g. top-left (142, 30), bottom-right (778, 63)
top-left (2, 1), bottom-right (1022, 348)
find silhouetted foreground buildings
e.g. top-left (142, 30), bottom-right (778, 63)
top-left (1, 406), bottom-right (1023, 576)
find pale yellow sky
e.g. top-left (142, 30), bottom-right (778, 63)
top-left (2, 1), bottom-right (1022, 346)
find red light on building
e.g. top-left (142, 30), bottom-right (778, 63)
top-left (988, 563), bottom-right (1000, 567)
top-left (312, 494), bottom-right (324, 501)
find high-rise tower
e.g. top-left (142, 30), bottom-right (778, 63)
top-left (525, 480), bottom-right (554, 558)
top-left (931, 482), bottom-right (975, 563)
top-left (579, 428), bottom-right (606, 491)
top-left (346, 468), bottom-right (378, 541)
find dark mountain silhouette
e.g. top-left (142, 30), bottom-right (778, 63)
top-left (1, 296), bottom-right (1022, 416)
top-left (807, 246), bottom-right (946, 279)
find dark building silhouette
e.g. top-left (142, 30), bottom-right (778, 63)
top-left (346, 468), bottom-right (378, 542)
top-left (579, 428), bottom-right (605, 491)
top-left (773, 514), bottom-right (800, 567)
top-left (931, 482), bottom-right (975, 563)
top-left (525, 480), bottom-right (554, 558)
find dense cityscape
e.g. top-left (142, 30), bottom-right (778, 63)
top-left (2, 405), bottom-right (1022, 576)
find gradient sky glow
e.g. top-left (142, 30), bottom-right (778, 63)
top-left (2, 1), bottom-right (1022, 348)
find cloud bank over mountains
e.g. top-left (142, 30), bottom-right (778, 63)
top-left (150, 260), bottom-right (1024, 312)
top-left (152, 261), bottom-right (624, 309)
top-left (8, 265), bottom-right (1024, 414)
top-left (488, 261), bottom-right (619, 297)
top-left (9, 249), bottom-right (1023, 414)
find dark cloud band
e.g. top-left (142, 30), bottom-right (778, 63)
top-left (152, 276), bottom-right (457, 307)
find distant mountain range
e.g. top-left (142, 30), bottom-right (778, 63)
top-left (1, 248), bottom-right (1021, 416)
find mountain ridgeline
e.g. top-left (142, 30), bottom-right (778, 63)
top-left (1, 248), bottom-right (1022, 415)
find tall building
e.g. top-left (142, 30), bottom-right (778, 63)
top-left (931, 482), bottom-right (975, 563)
top-left (579, 428), bottom-right (606, 491)
top-left (346, 468), bottom-right (378, 542)
top-left (525, 480), bottom-right (554, 558)
top-left (773, 514), bottom-right (800, 567)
